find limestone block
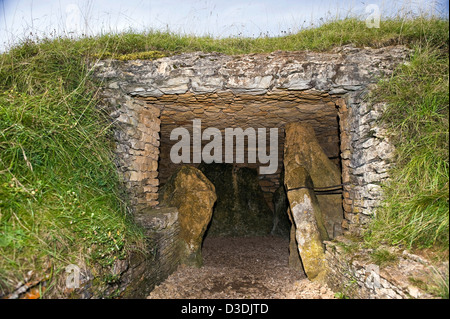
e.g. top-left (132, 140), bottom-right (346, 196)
top-left (160, 166), bottom-right (217, 267)
top-left (281, 73), bottom-right (312, 90)
top-left (158, 77), bottom-right (189, 94)
top-left (284, 122), bottom-right (343, 238)
top-left (284, 165), bottom-right (329, 281)
top-left (226, 75), bottom-right (273, 94)
top-left (191, 76), bottom-right (223, 93)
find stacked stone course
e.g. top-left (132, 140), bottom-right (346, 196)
top-left (93, 45), bottom-right (410, 235)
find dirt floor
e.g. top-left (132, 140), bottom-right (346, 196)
top-left (147, 236), bottom-right (336, 299)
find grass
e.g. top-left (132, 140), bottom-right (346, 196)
top-left (0, 35), bottom-right (146, 297)
top-left (364, 44), bottom-right (449, 251)
top-left (409, 267), bottom-right (449, 299)
top-left (0, 14), bottom-right (448, 297)
top-left (370, 249), bottom-right (399, 267)
top-left (429, 266), bottom-right (450, 299)
top-left (5, 16), bottom-right (447, 60)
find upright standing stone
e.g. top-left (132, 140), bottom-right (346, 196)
top-left (284, 165), bottom-right (329, 281)
top-left (288, 217), bottom-right (303, 271)
top-left (284, 122), bottom-right (343, 238)
top-left (159, 166), bottom-right (217, 267)
top-left (198, 163), bottom-right (273, 237)
top-left (271, 185), bottom-right (292, 238)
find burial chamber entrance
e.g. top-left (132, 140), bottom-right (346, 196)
top-left (133, 89), bottom-right (347, 276)
top-left (93, 47), bottom-right (409, 280)
top-left (151, 90), bottom-right (344, 240)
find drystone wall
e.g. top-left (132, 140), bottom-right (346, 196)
top-left (107, 98), bottom-right (161, 213)
top-left (92, 44), bottom-right (410, 236)
top-left (324, 237), bottom-right (446, 299)
top-left (338, 92), bottom-right (395, 234)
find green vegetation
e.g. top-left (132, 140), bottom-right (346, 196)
top-left (0, 35), bottom-right (146, 297)
top-left (364, 45), bottom-right (449, 250)
top-left (0, 15), bottom-right (448, 297)
top-left (370, 249), bottom-right (398, 267)
top-left (92, 50), bottom-right (167, 61)
top-left (409, 267), bottom-right (449, 299)
top-left (334, 291), bottom-right (350, 299)
top-left (429, 267), bottom-right (450, 299)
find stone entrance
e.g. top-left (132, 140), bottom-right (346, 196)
top-left (92, 45), bottom-right (410, 280)
top-left (152, 90), bottom-right (341, 212)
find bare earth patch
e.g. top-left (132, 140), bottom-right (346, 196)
top-left (148, 236), bottom-right (335, 299)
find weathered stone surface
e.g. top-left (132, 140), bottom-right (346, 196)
top-left (288, 222), bottom-right (303, 271)
top-left (324, 237), bottom-right (447, 299)
top-left (158, 77), bottom-right (190, 94)
top-left (284, 165), bottom-right (329, 281)
top-left (122, 206), bottom-right (182, 298)
top-left (198, 163), bottom-right (273, 237)
top-left (134, 206), bottom-right (178, 231)
top-left (284, 122), bottom-right (343, 238)
top-left (159, 166), bottom-right (217, 267)
top-left (335, 95), bottom-right (396, 234)
top-left (226, 75), bottom-right (273, 94)
top-left (92, 46), bottom-right (411, 97)
top-left (100, 96), bottom-right (161, 211)
top-left (93, 46), bottom-right (408, 242)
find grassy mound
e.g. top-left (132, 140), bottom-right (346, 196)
top-left (0, 37), bottom-right (146, 297)
top-left (364, 46), bottom-right (449, 250)
top-left (0, 16), bottom-right (448, 297)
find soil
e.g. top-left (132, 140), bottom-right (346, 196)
top-left (147, 236), bottom-right (335, 299)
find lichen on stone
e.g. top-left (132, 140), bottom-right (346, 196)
top-left (92, 50), bottom-right (167, 61)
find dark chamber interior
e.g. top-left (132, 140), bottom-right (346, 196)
top-left (151, 91), bottom-right (343, 242)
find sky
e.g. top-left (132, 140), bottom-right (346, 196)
top-left (0, 0), bottom-right (449, 52)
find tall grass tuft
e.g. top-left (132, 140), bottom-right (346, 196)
top-left (365, 45), bottom-right (449, 249)
top-left (0, 36), bottom-right (144, 296)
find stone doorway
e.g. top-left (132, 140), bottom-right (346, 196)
top-left (92, 47), bottom-right (409, 282)
top-left (151, 90), bottom-right (343, 213)
top-left (147, 90), bottom-right (345, 274)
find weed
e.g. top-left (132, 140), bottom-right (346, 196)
top-left (370, 249), bottom-right (398, 266)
